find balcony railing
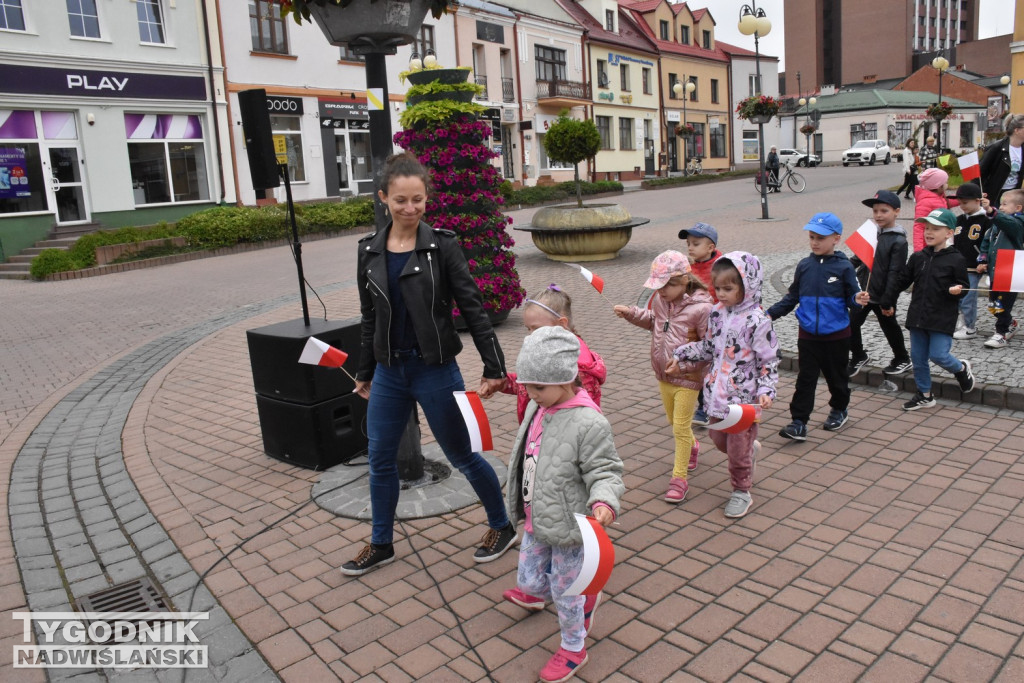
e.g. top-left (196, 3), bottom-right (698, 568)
top-left (474, 75), bottom-right (488, 101)
top-left (537, 79), bottom-right (591, 101)
top-left (501, 77), bottom-right (515, 103)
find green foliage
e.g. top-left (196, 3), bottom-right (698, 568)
top-left (301, 196), bottom-right (375, 229)
top-left (174, 205), bottom-right (296, 248)
top-left (29, 249), bottom-right (78, 280)
top-left (505, 180), bottom-right (622, 206)
top-left (68, 224), bottom-right (178, 268)
top-left (542, 116), bottom-right (601, 166)
top-left (406, 80), bottom-right (484, 97)
top-left (399, 99), bottom-right (484, 128)
top-left (641, 169), bottom-right (756, 189)
top-left (498, 180), bottom-right (514, 200)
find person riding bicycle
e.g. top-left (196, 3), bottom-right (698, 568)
top-left (766, 147), bottom-right (781, 193)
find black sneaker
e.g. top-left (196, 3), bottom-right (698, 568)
top-left (883, 358), bottom-right (913, 375)
top-left (823, 409), bottom-right (849, 431)
top-left (779, 420), bottom-right (807, 441)
top-left (473, 523), bottom-right (517, 563)
top-left (954, 359), bottom-right (975, 393)
top-left (902, 392), bottom-right (937, 411)
top-left (341, 543), bottom-right (395, 576)
top-left (847, 357), bottom-right (869, 378)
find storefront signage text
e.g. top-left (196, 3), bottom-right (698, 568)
top-left (0, 64), bottom-right (206, 100)
top-left (598, 91), bottom-right (615, 102)
top-left (607, 53), bottom-right (654, 67)
top-left (267, 96), bottom-right (304, 114)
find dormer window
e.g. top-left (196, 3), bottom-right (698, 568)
top-left (605, 9), bottom-right (614, 32)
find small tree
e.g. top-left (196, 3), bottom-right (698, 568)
top-left (542, 114), bottom-right (601, 208)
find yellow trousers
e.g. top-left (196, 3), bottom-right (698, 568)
top-left (658, 381), bottom-right (700, 479)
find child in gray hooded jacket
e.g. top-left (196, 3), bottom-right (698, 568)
top-left (501, 325), bottom-right (624, 683)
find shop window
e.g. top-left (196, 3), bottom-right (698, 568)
top-left (137, 0), bottom-right (165, 44)
top-left (959, 122), bottom-right (973, 149)
top-left (67, 0), bottom-right (100, 39)
top-left (849, 123), bottom-right (877, 145)
top-left (709, 123), bottom-right (727, 158)
top-left (619, 117), bottom-right (634, 150)
top-left (596, 115), bottom-right (612, 149)
top-left (742, 129), bottom-right (759, 161)
top-left (416, 24), bottom-right (435, 57)
top-left (538, 133), bottom-right (572, 170)
top-left (0, 0), bottom-right (25, 31)
top-left (125, 114), bottom-right (209, 205)
top-left (271, 115), bottom-right (305, 182)
top-left (894, 121), bottom-right (912, 149)
top-left (0, 111), bottom-right (46, 215)
top-left (249, 0), bottom-right (288, 54)
top-left (686, 123), bottom-right (704, 157)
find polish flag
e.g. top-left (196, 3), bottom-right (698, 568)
top-left (563, 513), bottom-right (615, 596)
top-left (706, 404), bottom-right (763, 434)
top-left (567, 263), bottom-right (605, 294)
top-left (957, 151), bottom-right (980, 182)
top-left (992, 250), bottom-right (1024, 293)
top-left (298, 336), bottom-right (349, 367)
top-left (453, 391), bottom-right (493, 452)
top-left (846, 220), bottom-right (879, 270)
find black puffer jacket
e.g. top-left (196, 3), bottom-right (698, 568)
top-left (895, 245), bottom-right (968, 335)
top-left (980, 137), bottom-right (1024, 201)
top-left (851, 225), bottom-right (908, 309)
top-left (356, 221), bottom-right (506, 381)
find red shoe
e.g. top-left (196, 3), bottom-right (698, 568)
top-left (665, 477), bottom-right (688, 503)
top-left (502, 587), bottom-right (545, 612)
top-left (539, 647), bottom-right (588, 683)
top-left (688, 440), bottom-right (699, 471)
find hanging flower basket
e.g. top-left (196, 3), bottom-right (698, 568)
top-left (926, 101), bottom-right (954, 120)
top-left (736, 95), bottom-right (781, 122)
top-left (675, 123), bottom-right (696, 137)
top-left (799, 123), bottom-right (817, 135)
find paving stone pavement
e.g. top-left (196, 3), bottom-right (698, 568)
top-left (2, 165), bottom-right (1023, 681)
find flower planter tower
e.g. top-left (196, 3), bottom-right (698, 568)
top-left (394, 71), bottom-right (525, 322)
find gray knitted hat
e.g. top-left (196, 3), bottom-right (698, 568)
top-left (515, 326), bottom-right (580, 385)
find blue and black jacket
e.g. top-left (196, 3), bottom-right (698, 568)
top-left (767, 251), bottom-right (862, 336)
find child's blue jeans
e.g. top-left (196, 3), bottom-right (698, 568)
top-left (366, 355), bottom-right (509, 545)
top-left (957, 272), bottom-right (981, 330)
top-left (909, 328), bottom-right (963, 395)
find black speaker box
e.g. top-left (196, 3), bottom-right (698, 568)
top-left (255, 392), bottom-right (368, 469)
top-left (238, 89), bottom-right (281, 190)
top-left (246, 318), bottom-right (362, 405)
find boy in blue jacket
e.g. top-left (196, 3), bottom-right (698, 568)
top-left (768, 213), bottom-right (869, 440)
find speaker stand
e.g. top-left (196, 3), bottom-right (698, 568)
top-left (279, 163), bottom-right (310, 326)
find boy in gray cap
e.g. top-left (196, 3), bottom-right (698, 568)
top-left (502, 326), bottom-right (624, 683)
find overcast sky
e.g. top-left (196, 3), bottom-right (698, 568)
top-left (710, 0), bottom-right (1013, 71)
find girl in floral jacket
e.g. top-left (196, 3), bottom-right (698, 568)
top-left (672, 252), bottom-right (780, 520)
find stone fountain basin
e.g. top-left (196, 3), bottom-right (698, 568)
top-left (514, 203), bottom-right (650, 262)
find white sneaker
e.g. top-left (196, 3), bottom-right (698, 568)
top-left (984, 333), bottom-right (1008, 349)
top-left (1006, 320), bottom-right (1019, 341)
top-left (953, 327), bottom-right (977, 340)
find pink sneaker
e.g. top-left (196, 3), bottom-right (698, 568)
top-left (539, 647), bottom-right (588, 683)
top-left (688, 440), bottom-right (700, 471)
top-left (502, 587), bottom-right (545, 612)
top-left (583, 591), bottom-right (601, 634)
top-left (665, 477), bottom-right (688, 503)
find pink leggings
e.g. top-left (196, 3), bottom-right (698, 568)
top-left (708, 423), bottom-right (758, 492)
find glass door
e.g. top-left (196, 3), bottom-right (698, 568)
top-left (44, 146), bottom-right (89, 224)
top-left (349, 131), bottom-right (373, 193)
top-left (334, 133), bottom-right (350, 193)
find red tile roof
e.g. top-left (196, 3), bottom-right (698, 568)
top-left (717, 39), bottom-right (779, 61)
top-left (620, 5), bottom-right (729, 63)
top-left (617, 0), bottom-right (663, 12)
top-left (556, 0), bottom-right (658, 54)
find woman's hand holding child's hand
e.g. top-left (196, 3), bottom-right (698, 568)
top-left (591, 505), bottom-right (614, 526)
top-left (949, 284), bottom-right (963, 296)
top-left (478, 377), bottom-right (505, 399)
top-left (612, 305), bottom-right (629, 318)
top-left (759, 395), bottom-right (773, 409)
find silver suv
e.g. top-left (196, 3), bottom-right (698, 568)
top-left (842, 140), bottom-right (891, 166)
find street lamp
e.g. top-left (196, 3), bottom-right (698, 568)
top-left (932, 53), bottom-right (950, 149)
top-left (798, 96), bottom-right (817, 168)
top-left (738, 2), bottom-right (772, 219)
top-left (673, 79), bottom-right (696, 174)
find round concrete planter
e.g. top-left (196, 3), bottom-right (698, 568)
top-left (514, 203), bottom-right (650, 262)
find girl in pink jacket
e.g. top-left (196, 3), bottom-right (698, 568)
top-left (615, 251), bottom-right (712, 503)
top-left (914, 168), bottom-right (959, 251)
top-left (499, 285), bottom-right (606, 423)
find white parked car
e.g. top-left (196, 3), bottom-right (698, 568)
top-left (778, 148), bottom-right (820, 167)
top-left (842, 140), bottom-right (891, 166)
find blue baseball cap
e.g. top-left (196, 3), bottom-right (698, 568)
top-left (804, 212), bottom-right (843, 236)
top-left (678, 222), bottom-right (718, 244)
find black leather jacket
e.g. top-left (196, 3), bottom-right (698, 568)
top-left (980, 137), bottom-right (1023, 201)
top-left (356, 220), bottom-right (506, 381)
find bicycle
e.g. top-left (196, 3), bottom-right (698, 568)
top-left (754, 161), bottom-right (806, 193)
top-left (683, 155), bottom-right (703, 176)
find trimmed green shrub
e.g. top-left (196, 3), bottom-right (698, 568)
top-left (301, 197), bottom-right (375, 232)
top-left (175, 205), bottom-right (300, 249)
top-left (505, 180), bottom-right (623, 206)
top-left (68, 224), bottom-right (179, 268)
top-left (30, 249), bottom-right (79, 280)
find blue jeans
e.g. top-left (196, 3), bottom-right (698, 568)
top-left (909, 328), bottom-right (963, 395)
top-left (366, 355), bottom-right (509, 545)
top-left (957, 271), bottom-right (981, 330)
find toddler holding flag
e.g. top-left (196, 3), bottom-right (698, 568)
top-left (495, 285), bottom-right (606, 423)
top-left (614, 251), bottom-right (712, 503)
top-left (501, 326), bottom-right (624, 683)
top-left (671, 252), bottom-right (780, 519)
top-left (978, 188), bottom-right (1024, 348)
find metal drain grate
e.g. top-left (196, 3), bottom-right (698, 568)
top-left (74, 578), bottom-right (171, 644)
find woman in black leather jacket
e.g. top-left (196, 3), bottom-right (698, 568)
top-left (980, 113), bottom-right (1024, 205)
top-left (341, 153), bottom-right (516, 576)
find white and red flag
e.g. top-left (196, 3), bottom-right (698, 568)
top-left (992, 249), bottom-right (1024, 293)
top-left (567, 263), bottom-right (605, 294)
top-left (845, 220), bottom-right (879, 270)
top-left (957, 151), bottom-right (980, 182)
top-left (706, 404), bottom-right (762, 434)
top-left (563, 513), bottom-right (615, 596)
top-left (298, 336), bottom-right (349, 368)
top-left (453, 391), bottom-right (493, 452)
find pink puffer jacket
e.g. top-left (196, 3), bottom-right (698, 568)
top-left (620, 289), bottom-right (712, 390)
top-left (913, 186), bottom-right (959, 251)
